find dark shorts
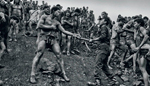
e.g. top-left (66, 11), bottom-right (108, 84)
top-left (39, 34), bottom-right (59, 48)
top-left (10, 15), bottom-right (21, 23)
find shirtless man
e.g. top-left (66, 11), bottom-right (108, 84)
top-left (9, 0), bottom-right (24, 41)
top-left (133, 18), bottom-right (150, 86)
top-left (30, 6), bottom-right (81, 84)
top-left (107, 17), bottom-right (128, 69)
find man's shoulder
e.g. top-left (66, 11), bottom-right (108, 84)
top-left (41, 14), bottom-right (48, 18)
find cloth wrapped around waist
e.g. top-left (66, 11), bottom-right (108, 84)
top-left (40, 32), bottom-right (59, 45)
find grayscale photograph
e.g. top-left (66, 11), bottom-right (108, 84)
top-left (0, 0), bottom-right (150, 86)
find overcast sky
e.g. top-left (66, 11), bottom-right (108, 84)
top-left (36, 0), bottom-right (150, 22)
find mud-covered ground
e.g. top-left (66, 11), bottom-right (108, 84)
top-left (0, 26), bottom-right (147, 86)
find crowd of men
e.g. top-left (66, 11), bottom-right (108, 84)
top-left (0, 0), bottom-right (150, 86)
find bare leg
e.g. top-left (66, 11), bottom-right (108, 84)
top-left (30, 40), bottom-right (45, 83)
top-left (66, 36), bottom-right (71, 56)
top-left (0, 42), bottom-right (6, 60)
top-left (9, 27), bottom-right (13, 42)
top-left (133, 53), bottom-right (138, 72)
top-left (29, 21), bottom-right (33, 36)
top-left (120, 45), bottom-right (128, 66)
top-left (52, 41), bottom-right (70, 82)
top-left (137, 55), bottom-right (149, 86)
top-left (61, 33), bottom-right (67, 53)
top-left (14, 23), bottom-right (19, 41)
top-left (107, 44), bottom-right (116, 69)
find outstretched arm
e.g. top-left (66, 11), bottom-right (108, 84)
top-left (58, 24), bottom-right (76, 37)
top-left (91, 26), bottom-right (107, 41)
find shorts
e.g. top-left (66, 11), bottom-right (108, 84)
top-left (10, 15), bottom-right (21, 23)
top-left (39, 33), bottom-right (58, 48)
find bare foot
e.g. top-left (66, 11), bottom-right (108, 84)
top-left (133, 65), bottom-right (136, 72)
top-left (29, 75), bottom-right (37, 84)
top-left (67, 51), bottom-right (70, 56)
top-left (108, 65), bottom-right (113, 69)
top-left (62, 73), bottom-right (70, 82)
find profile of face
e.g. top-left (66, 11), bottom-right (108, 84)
top-left (44, 8), bottom-right (50, 14)
top-left (134, 21), bottom-right (139, 28)
top-left (54, 10), bottom-right (61, 17)
top-left (101, 12), bottom-right (107, 18)
top-left (143, 19), bottom-right (148, 23)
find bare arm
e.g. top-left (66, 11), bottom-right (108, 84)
top-left (123, 29), bottom-right (134, 33)
top-left (65, 20), bottom-right (73, 26)
top-left (86, 23), bottom-right (95, 31)
top-left (36, 15), bottom-right (56, 30)
top-left (138, 27), bottom-right (149, 49)
top-left (21, 6), bottom-right (24, 20)
top-left (58, 24), bottom-right (75, 36)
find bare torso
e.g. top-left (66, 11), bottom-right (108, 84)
top-left (12, 4), bottom-right (22, 17)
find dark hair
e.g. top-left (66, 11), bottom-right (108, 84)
top-left (102, 17), bottom-right (111, 25)
top-left (43, 5), bottom-right (50, 10)
top-left (143, 16), bottom-right (149, 20)
top-left (102, 11), bottom-right (108, 16)
top-left (5, 0), bottom-right (13, 2)
top-left (117, 17), bottom-right (126, 23)
top-left (74, 8), bottom-right (81, 14)
top-left (51, 6), bottom-right (60, 14)
top-left (134, 18), bottom-right (145, 27)
top-left (65, 10), bottom-right (71, 17)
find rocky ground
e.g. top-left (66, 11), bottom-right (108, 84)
top-left (0, 26), bottom-right (147, 86)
